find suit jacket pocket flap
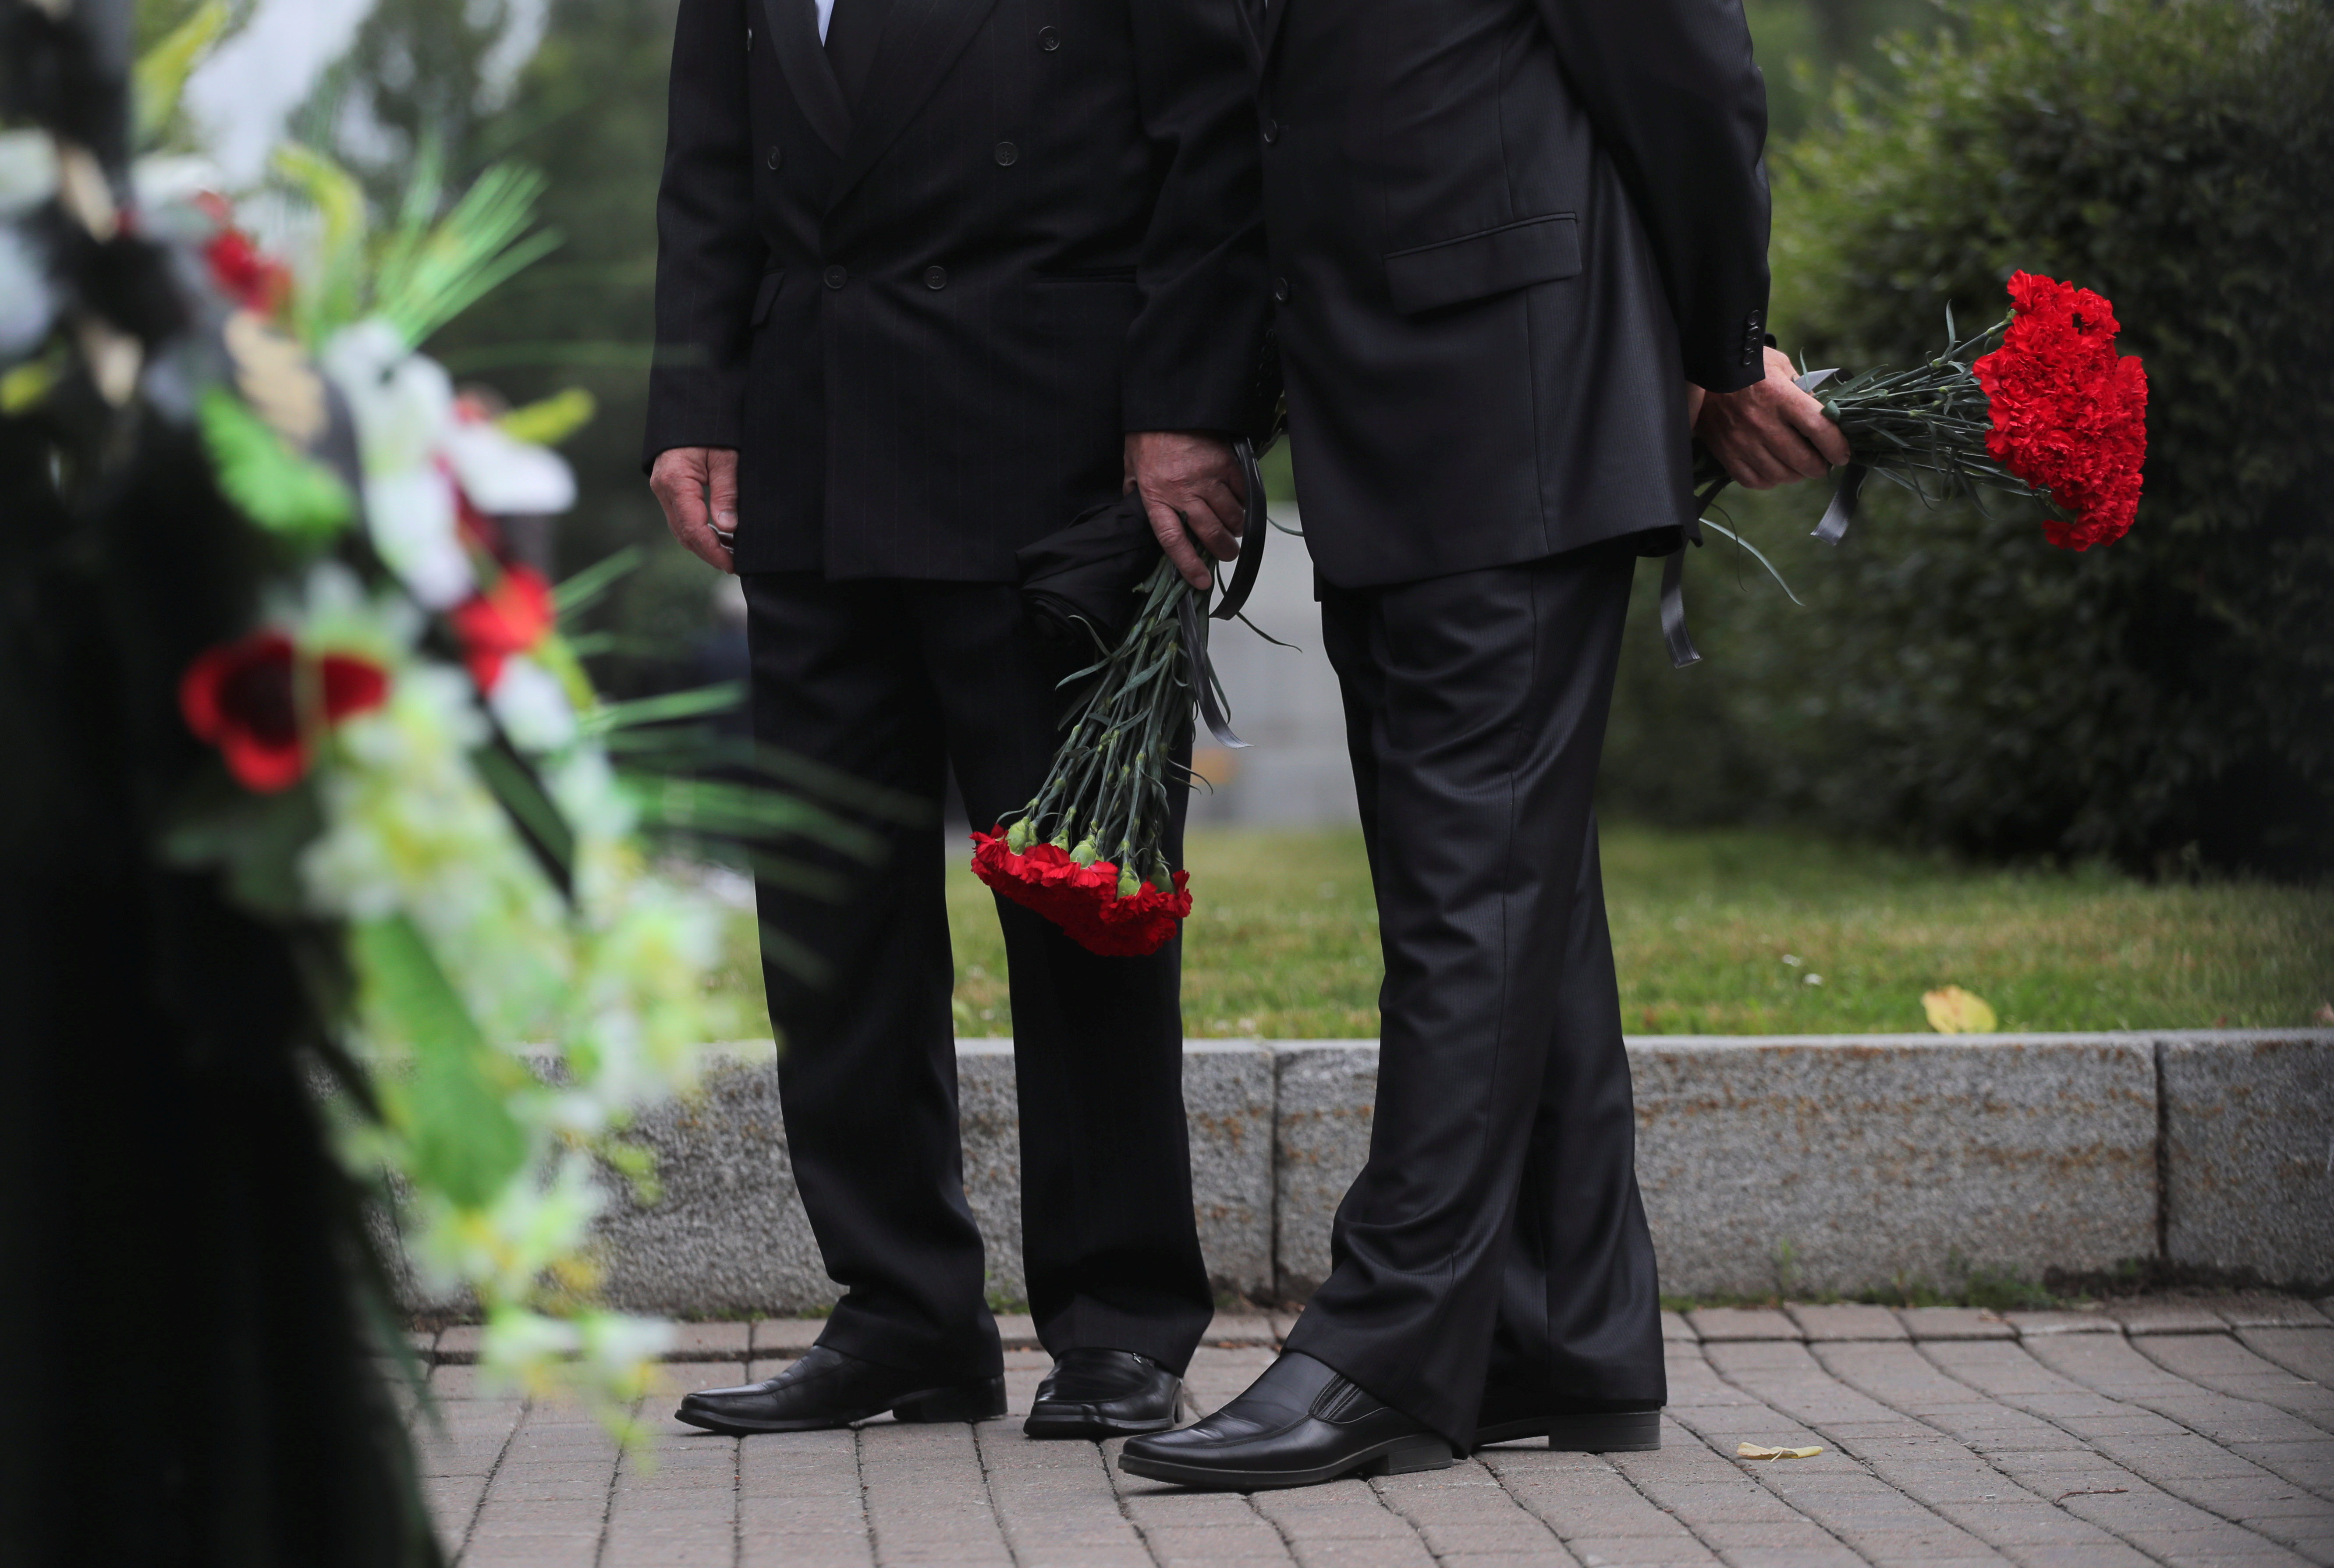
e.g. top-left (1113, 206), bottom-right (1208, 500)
top-left (751, 269), bottom-right (785, 326)
top-left (1383, 214), bottom-right (1579, 316)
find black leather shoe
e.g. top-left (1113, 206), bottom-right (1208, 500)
top-left (1117, 1352), bottom-right (1450, 1490)
top-left (1472, 1389), bottom-right (1662, 1452)
top-left (674, 1344), bottom-right (1005, 1435)
top-left (1025, 1348), bottom-right (1182, 1439)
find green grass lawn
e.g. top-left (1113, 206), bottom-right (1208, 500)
top-left (935, 825), bottom-right (2331, 1038)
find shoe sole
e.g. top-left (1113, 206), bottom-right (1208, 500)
top-left (1117, 1433), bottom-right (1452, 1491)
top-left (675, 1378), bottom-right (1007, 1436)
top-left (1473, 1410), bottom-right (1662, 1453)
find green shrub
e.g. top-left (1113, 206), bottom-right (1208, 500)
top-left (1602, 0), bottom-right (2334, 874)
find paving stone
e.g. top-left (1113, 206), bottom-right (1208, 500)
top-left (2202, 1296), bottom-right (2334, 1330)
top-left (1481, 1447), bottom-right (1717, 1556)
top-left (1660, 1311), bottom-right (1696, 1344)
top-left (2242, 1329), bottom-right (2334, 1389)
top-left (600, 1425), bottom-right (735, 1568)
top-left (738, 1428), bottom-right (868, 1566)
top-left (664, 1319), bottom-right (752, 1359)
top-left (2008, 1309), bottom-right (2122, 1339)
top-left (993, 1313), bottom-right (1042, 1350)
top-left (2134, 1334), bottom-right (2334, 1434)
top-left (1685, 1307), bottom-right (1800, 1342)
top-left (1207, 1311), bottom-right (1278, 1346)
top-left (1898, 1308), bottom-right (2015, 1341)
top-left (1788, 1303), bottom-right (1908, 1342)
top-left (2111, 1299), bottom-right (2235, 1337)
top-left (750, 1316), bottom-right (826, 1357)
top-left (975, 1420), bottom-right (1151, 1566)
top-left (438, 1323), bottom-right (486, 1363)
top-left (2023, 1332), bottom-right (2334, 1478)
top-left (857, 1421), bottom-right (1014, 1565)
top-left (1373, 1462), bottom-right (1568, 1563)
top-left (406, 1325), bottom-right (2334, 1568)
top-left (429, 1362), bottom-right (506, 1400)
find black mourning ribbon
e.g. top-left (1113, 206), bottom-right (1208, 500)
top-left (1016, 439), bottom-right (1271, 749)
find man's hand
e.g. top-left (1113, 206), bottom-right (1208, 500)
top-left (1692, 345), bottom-right (1852, 490)
top-left (649, 446), bottom-right (740, 573)
top-left (1127, 431), bottom-right (1245, 591)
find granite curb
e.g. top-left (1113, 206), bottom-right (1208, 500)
top-left (396, 1030), bottom-right (2331, 1316)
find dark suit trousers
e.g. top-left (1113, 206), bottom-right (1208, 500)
top-left (1283, 539), bottom-right (1667, 1447)
top-left (743, 573), bottom-right (1214, 1378)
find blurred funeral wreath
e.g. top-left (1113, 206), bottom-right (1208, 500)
top-left (1, 0), bottom-right (862, 1460)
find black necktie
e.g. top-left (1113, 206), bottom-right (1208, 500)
top-left (824, 0), bottom-right (897, 109)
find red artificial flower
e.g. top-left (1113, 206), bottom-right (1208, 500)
top-left (1972, 271), bottom-right (2148, 551)
top-left (969, 829), bottom-right (1190, 957)
top-left (449, 565), bottom-right (555, 691)
top-left (179, 630), bottom-right (389, 791)
top-left (202, 227), bottom-right (292, 317)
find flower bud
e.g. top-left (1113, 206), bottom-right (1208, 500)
top-left (1117, 867), bottom-right (1140, 898)
top-left (1070, 839), bottom-right (1098, 866)
top-left (1006, 819), bottom-right (1034, 853)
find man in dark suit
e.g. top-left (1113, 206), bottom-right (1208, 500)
top-left (1121, 0), bottom-right (1848, 1490)
top-left (642, 0), bottom-right (1270, 1438)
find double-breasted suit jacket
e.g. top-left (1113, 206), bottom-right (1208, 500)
top-left (645, 0), bottom-right (1270, 580)
top-left (1243, 0), bottom-right (1773, 586)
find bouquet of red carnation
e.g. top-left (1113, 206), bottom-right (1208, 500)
top-left (1713, 272), bottom-right (2148, 553)
top-left (971, 554), bottom-right (1200, 958)
top-left (972, 444), bottom-right (1277, 958)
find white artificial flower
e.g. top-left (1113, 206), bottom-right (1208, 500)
top-left (323, 322), bottom-right (454, 477)
top-left (131, 154), bottom-right (229, 212)
top-left (443, 415), bottom-right (576, 514)
top-left (549, 744), bottom-right (637, 845)
top-left (0, 225), bottom-right (52, 361)
top-left (578, 1311), bottom-right (676, 1379)
top-left (488, 654), bottom-right (578, 753)
top-left (364, 467), bottom-right (474, 609)
top-left (277, 559), bottom-right (423, 660)
top-left (0, 132), bottom-right (57, 217)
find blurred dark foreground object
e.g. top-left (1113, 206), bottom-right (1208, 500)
top-left (0, 0), bottom-right (439, 1562)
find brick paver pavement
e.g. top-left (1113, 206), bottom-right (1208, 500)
top-left (408, 1297), bottom-right (2334, 1566)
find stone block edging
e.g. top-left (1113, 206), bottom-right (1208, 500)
top-left (514, 1031), bottom-right (2334, 1316)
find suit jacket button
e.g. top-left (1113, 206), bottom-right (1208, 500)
top-left (765, 145), bottom-right (783, 170)
top-left (824, 264), bottom-right (848, 289)
top-left (924, 265), bottom-right (948, 290)
top-left (1261, 117), bottom-right (1280, 144)
top-left (993, 141), bottom-right (1019, 166)
top-left (1272, 277), bottom-right (1290, 303)
top-left (1037, 25), bottom-right (1060, 50)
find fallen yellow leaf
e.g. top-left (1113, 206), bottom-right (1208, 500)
top-left (1738, 1442), bottom-right (1824, 1460)
top-left (1923, 984), bottom-right (1998, 1034)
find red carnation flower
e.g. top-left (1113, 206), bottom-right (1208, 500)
top-left (449, 565), bottom-right (555, 692)
top-left (970, 829), bottom-right (1188, 957)
top-left (1082, 869), bottom-right (1193, 957)
top-left (179, 631), bottom-right (389, 791)
top-left (1972, 271), bottom-right (2148, 551)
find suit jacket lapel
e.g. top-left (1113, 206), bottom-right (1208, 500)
top-left (1252, 0), bottom-right (1288, 80)
top-left (760, 0), bottom-right (851, 159)
top-left (826, 0), bottom-right (1006, 213)
top-left (1234, 0), bottom-right (1266, 75)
